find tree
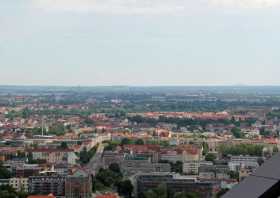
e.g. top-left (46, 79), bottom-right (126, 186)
top-left (92, 179), bottom-right (105, 192)
top-left (0, 185), bottom-right (27, 198)
top-left (16, 151), bottom-right (26, 158)
top-left (205, 153), bottom-right (216, 162)
top-left (202, 142), bottom-right (209, 155)
top-left (0, 163), bottom-right (11, 179)
top-left (216, 189), bottom-right (229, 198)
top-left (259, 127), bottom-right (271, 137)
top-left (92, 179), bottom-right (106, 192)
top-left (95, 169), bottom-right (116, 187)
top-left (27, 152), bottom-right (41, 164)
top-left (117, 180), bottom-right (134, 198)
top-left (104, 141), bottom-right (120, 151)
top-left (22, 108), bottom-right (31, 119)
top-left (95, 168), bottom-right (123, 188)
top-left (79, 147), bottom-right (89, 164)
top-left (109, 163), bottom-right (121, 174)
top-left (17, 191), bottom-right (28, 198)
top-left (144, 190), bottom-right (158, 198)
top-left (135, 139), bottom-right (145, 145)
top-left (219, 144), bottom-right (264, 157)
top-left (174, 192), bottom-right (199, 198)
top-left (79, 145), bottom-right (98, 164)
top-left (84, 118), bottom-right (94, 125)
top-left (170, 161), bottom-right (183, 174)
top-left (0, 185), bottom-right (17, 198)
top-left (144, 184), bottom-right (167, 198)
top-left (121, 138), bottom-right (132, 145)
top-left (257, 157), bottom-right (264, 166)
top-left (229, 171), bottom-right (239, 180)
top-left (59, 142), bottom-right (68, 149)
top-left (48, 123), bottom-right (66, 136)
top-left (273, 146), bottom-right (279, 153)
top-left (231, 127), bottom-right (244, 138)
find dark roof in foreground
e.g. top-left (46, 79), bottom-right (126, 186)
top-left (223, 153), bottom-right (280, 198)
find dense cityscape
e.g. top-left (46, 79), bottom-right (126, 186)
top-left (3, 0), bottom-right (280, 197)
top-left (0, 86), bottom-right (280, 198)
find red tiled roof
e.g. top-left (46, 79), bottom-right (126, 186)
top-left (27, 194), bottom-right (56, 198)
top-left (123, 144), bottom-right (160, 152)
top-left (96, 194), bottom-right (118, 198)
top-left (32, 148), bottom-right (74, 153)
top-left (176, 145), bottom-right (200, 155)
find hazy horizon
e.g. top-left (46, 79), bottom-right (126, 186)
top-left (1, 82), bottom-right (280, 87)
top-left (1, 1), bottom-right (280, 86)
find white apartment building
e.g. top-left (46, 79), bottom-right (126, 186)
top-left (32, 149), bottom-right (78, 165)
top-left (228, 156), bottom-right (259, 171)
top-left (9, 178), bottom-right (28, 192)
top-left (183, 161), bottom-right (213, 174)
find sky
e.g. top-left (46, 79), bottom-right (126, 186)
top-left (1, 0), bottom-right (280, 86)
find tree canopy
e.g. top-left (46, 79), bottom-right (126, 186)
top-left (135, 139), bottom-right (145, 145)
top-left (144, 184), bottom-right (167, 198)
top-left (0, 163), bottom-right (11, 179)
top-left (219, 144), bottom-right (264, 157)
top-left (0, 185), bottom-right (28, 198)
top-left (205, 153), bottom-right (217, 162)
top-left (231, 127), bottom-right (244, 138)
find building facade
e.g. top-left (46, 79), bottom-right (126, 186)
top-left (9, 177), bottom-right (29, 192)
top-left (136, 173), bottom-right (219, 198)
top-left (65, 169), bottom-right (92, 198)
top-left (28, 175), bottom-right (66, 197)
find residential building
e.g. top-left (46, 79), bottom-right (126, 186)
top-left (136, 173), bottom-right (219, 198)
top-left (160, 145), bottom-right (202, 163)
top-left (31, 148), bottom-right (78, 165)
top-left (16, 164), bottom-right (41, 177)
top-left (228, 156), bottom-right (259, 172)
top-left (65, 169), bottom-right (92, 198)
top-left (9, 177), bottom-right (28, 192)
top-left (53, 163), bottom-right (69, 176)
top-left (121, 155), bottom-right (171, 176)
top-left (199, 165), bottom-right (230, 180)
top-left (28, 174), bottom-right (65, 197)
top-left (183, 161), bottom-right (213, 175)
top-left (0, 179), bottom-right (9, 186)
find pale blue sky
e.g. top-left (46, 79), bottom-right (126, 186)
top-left (1, 0), bottom-right (280, 86)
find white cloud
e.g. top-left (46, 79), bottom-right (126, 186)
top-left (32, 0), bottom-right (190, 14)
top-left (32, 0), bottom-right (280, 14)
top-left (210, 0), bottom-right (280, 8)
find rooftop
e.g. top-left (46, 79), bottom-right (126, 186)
top-left (223, 152), bottom-right (280, 198)
top-left (27, 194), bottom-right (56, 198)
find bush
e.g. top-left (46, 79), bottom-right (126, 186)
top-left (205, 153), bottom-right (216, 162)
